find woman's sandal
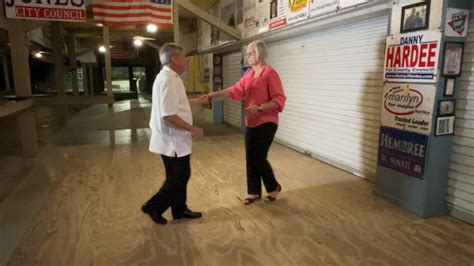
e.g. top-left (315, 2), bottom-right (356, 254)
top-left (243, 195), bottom-right (261, 205)
top-left (265, 185), bottom-right (282, 202)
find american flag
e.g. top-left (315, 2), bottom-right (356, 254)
top-left (110, 42), bottom-right (136, 59)
top-left (92, 0), bottom-right (173, 26)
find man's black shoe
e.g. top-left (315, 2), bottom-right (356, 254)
top-left (141, 203), bottom-right (167, 225)
top-left (148, 212), bottom-right (168, 225)
top-left (174, 209), bottom-right (202, 220)
top-left (141, 203), bottom-right (151, 213)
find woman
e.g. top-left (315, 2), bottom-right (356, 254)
top-left (208, 40), bottom-right (286, 205)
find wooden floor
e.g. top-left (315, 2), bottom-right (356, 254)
top-left (3, 101), bottom-right (474, 265)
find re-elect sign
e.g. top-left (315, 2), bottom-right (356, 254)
top-left (383, 31), bottom-right (441, 83)
top-left (4, 0), bottom-right (86, 22)
top-left (377, 126), bottom-right (428, 179)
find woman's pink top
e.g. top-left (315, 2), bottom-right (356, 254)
top-left (228, 65), bottom-right (287, 128)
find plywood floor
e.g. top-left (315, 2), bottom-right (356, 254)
top-left (2, 100), bottom-right (474, 265)
top-left (4, 135), bottom-right (473, 265)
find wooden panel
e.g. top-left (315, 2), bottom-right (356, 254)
top-left (5, 134), bottom-right (474, 265)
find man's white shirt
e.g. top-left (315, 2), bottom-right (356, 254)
top-left (149, 65), bottom-right (193, 157)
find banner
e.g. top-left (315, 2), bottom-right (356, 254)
top-left (269, 0), bottom-right (288, 31)
top-left (381, 83), bottom-right (435, 135)
top-left (338, 0), bottom-right (368, 9)
top-left (383, 31), bottom-right (441, 83)
top-left (243, 4), bottom-right (257, 38)
top-left (287, 0), bottom-right (309, 24)
top-left (4, 0), bottom-right (86, 22)
top-left (219, 1), bottom-right (236, 43)
top-left (378, 126), bottom-right (428, 179)
top-left (445, 8), bottom-right (470, 37)
top-left (243, 0), bottom-right (269, 37)
top-left (309, 0), bottom-right (337, 17)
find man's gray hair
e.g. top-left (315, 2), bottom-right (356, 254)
top-left (248, 40), bottom-right (268, 62)
top-left (159, 43), bottom-right (184, 65)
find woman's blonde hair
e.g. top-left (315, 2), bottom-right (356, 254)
top-left (248, 40), bottom-right (268, 62)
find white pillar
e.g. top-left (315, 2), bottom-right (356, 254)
top-left (103, 25), bottom-right (113, 97)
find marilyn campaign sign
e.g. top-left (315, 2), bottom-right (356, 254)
top-left (4, 0), bottom-right (86, 22)
top-left (381, 83), bottom-right (436, 135)
top-left (383, 31), bottom-right (441, 83)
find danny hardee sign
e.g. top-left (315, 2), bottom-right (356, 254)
top-left (381, 83), bottom-right (436, 135)
top-left (4, 0), bottom-right (86, 22)
top-left (384, 31), bottom-right (441, 83)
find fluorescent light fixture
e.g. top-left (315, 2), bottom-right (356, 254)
top-left (99, 46), bottom-right (106, 53)
top-left (146, 24), bottom-right (157, 33)
top-left (133, 39), bottom-right (143, 47)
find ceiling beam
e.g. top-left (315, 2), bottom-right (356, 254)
top-left (177, 0), bottom-right (241, 40)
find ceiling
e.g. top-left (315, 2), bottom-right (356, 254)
top-left (0, 0), bottom-right (221, 57)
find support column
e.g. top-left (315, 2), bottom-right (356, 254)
top-left (8, 21), bottom-right (31, 97)
top-left (52, 22), bottom-right (65, 97)
top-left (103, 25), bottom-right (113, 97)
top-left (83, 63), bottom-right (89, 96)
top-left (67, 33), bottom-right (79, 96)
top-left (2, 55), bottom-right (11, 91)
top-left (88, 65), bottom-right (95, 95)
top-left (173, 0), bottom-right (180, 44)
top-left (18, 109), bottom-right (38, 157)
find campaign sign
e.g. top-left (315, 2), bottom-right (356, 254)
top-left (309, 0), bottom-right (337, 17)
top-left (384, 31), bottom-right (441, 83)
top-left (269, 0), bottom-right (288, 31)
top-left (4, 0), bottom-right (86, 22)
top-left (287, 0), bottom-right (309, 24)
top-left (378, 126), bottom-right (428, 179)
top-left (445, 8), bottom-right (469, 37)
top-left (381, 83), bottom-right (435, 135)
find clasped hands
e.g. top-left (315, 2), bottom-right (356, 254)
top-left (193, 93), bottom-right (260, 115)
top-left (194, 94), bottom-right (213, 105)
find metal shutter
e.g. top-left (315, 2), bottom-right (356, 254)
top-left (223, 51), bottom-right (243, 129)
top-left (266, 15), bottom-right (388, 180)
top-left (446, 11), bottom-right (474, 224)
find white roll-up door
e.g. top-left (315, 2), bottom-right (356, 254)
top-left (446, 11), bottom-right (474, 224)
top-left (223, 51), bottom-right (243, 129)
top-left (266, 15), bottom-right (388, 180)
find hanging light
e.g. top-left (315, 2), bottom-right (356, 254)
top-left (98, 46), bottom-right (106, 53)
top-left (133, 39), bottom-right (143, 47)
top-left (34, 52), bottom-right (43, 58)
top-left (146, 24), bottom-right (157, 33)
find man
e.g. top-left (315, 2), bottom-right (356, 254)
top-left (404, 8), bottom-right (417, 30)
top-left (142, 43), bottom-right (208, 225)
